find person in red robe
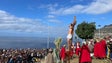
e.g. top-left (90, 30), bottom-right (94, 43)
top-left (75, 42), bottom-right (81, 56)
top-left (60, 45), bottom-right (66, 63)
top-left (79, 41), bottom-right (91, 63)
top-left (94, 38), bottom-right (107, 59)
top-left (99, 39), bottom-right (106, 59)
top-left (94, 40), bottom-right (101, 58)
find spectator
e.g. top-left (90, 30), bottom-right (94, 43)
top-left (46, 48), bottom-right (54, 63)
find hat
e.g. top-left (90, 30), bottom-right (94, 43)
top-left (63, 44), bottom-right (66, 47)
top-left (110, 39), bottom-right (112, 42)
top-left (49, 48), bottom-right (52, 52)
top-left (95, 38), bottom-right (101, 42)
top-left (83, 41), bottom-right (86, 44)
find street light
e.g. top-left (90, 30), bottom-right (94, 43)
top-left (98, 25), bottom-right (101, 38)
top-left (47, 22), bottom-right (50, 48)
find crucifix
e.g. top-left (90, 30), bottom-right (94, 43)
top-left (66, 16), bottom-right (76, 63)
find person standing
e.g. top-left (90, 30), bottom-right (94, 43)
top-left (94, 38), bottom-right (101, 59)
top-left (88, 39), bottom-right (94, 57)
top-left (79, 41), bottom-right (91, 63)
top-left (104, 36), bottom-right (111, 59)
top-left (75, 42), bottom-right (81, 57)
top-left (60, 45), bottom-right (66, 63)
top-left (109, 39), bottom-right (112, 60)
top-left (46, 48), bottom-right (54, 63)
top-left (100, 39), bottom-right (107, 59)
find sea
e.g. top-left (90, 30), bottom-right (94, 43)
top-left (0, 37), bottom-right (66, 49)
top-left (0, 37), bottom-right (82, 49)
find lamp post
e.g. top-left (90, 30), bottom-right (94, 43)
top-left (98, 25), bottom-right (101, 38)
top-left (47, 23), bottom-right (50, 48)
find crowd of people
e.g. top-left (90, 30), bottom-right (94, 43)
top-left (0, 48), bottom-right (48, 63)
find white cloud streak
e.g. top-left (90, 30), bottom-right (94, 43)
top-left (0, 10), bottom-right (47, 33)
top-left (83, 0), bottom-right (112, 14)
top-left (47, 15), bottom-right (55, 18)
top-left (0, 10), bottom-right (67, 37)
top-left (48, 19), bottom-right (61, 23)
top-left (48, 0), bottom-right (112, 15)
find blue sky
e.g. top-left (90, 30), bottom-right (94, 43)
top-left (0, 0), bottom-right (112, 37)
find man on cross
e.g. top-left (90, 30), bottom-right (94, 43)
top-left (67, 16), bottom-right (76, 51)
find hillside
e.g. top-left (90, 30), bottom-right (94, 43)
top-left (94, 24), bottom-right (112, 38)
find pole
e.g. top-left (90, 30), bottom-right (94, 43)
top-left (99, 28), bottom-right (100, 38)
top-left (98, 25), bottom-right (101, 38)
top-left (47, 23), bottom-right (49, 48)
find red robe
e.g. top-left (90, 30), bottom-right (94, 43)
top-left (60, 47), bottom-right (66, 60)
top-left (94, 42), bottom-right (101, 58)
top-left (75, 47), bottom-right (81, 56)
top-left (79, 44), bottom-right (91, 63)
top-left (94, 40), bottom-right (106, 58)
top-left (100, 39), bottom-right (106, 58)
top-left (75, 42), bottom-right (81, 56)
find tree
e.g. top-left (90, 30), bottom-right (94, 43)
top-left (75, 21), bottom-right (96, 39)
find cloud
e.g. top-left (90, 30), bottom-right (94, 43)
top-left (0, 10), bottom-right (47, 33)
top-left (48, 0), bottom-right (112, 15)
top-left (0, 10), bottom-right (67, 37)
top-left (48, 19), bottom-right (62, 23)
top-left (83, 0), bottom-right (112, 14)
top-left (39, 3), bottom-right (58, 10)
top-left (47, 15), bottom-right (55, 18)
top-left (70, 0), bottom-right (84, 3)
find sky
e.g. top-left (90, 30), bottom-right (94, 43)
top-left (0, 0), bottom-right (112, 38)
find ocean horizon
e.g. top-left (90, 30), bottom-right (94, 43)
top-left (0, 37), bottom-right (67, 49)
top-left (0, 36), bottom-right (82, 49)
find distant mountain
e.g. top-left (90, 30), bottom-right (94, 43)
top-left (94, 24), bottom-right (112, 38)
top-left (104, 24), bottom-right (112, 27)
top-left (101, 24), bottom-right (112, 33)
top-left (104, 24), bottom-right (112, 28)
top-left (95, 24), bottom-right (112, 32)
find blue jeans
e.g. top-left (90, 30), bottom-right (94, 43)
top-left (110, 52), bottom-right (112, 58)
